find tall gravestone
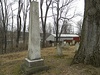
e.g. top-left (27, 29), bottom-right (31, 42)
top-left (22, 1), bottom-right (48, 74)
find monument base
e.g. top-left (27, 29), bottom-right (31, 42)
top-left (21, 58), bottom-right (49, 75)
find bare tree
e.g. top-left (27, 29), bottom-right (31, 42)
top-left (16, 0), bottom-right (23, 47)
top-left (51, 0), bottom-right (77, 56)
top-left (0, 0), bottom-right (9, 53)
top-left (10, 1), bottom-right (17, 51)
top-left (60, 20), bottom-right (73, 34)
top-left (40, 0), bottom-right (52, 47)
top-left (76, 19), bottom-right (83, 35)
top-left (10, 6), bottom-right (14, 51)
top-left (72, 0), bottom-right (100, 67)
top-left (22, 0), bottom-right (30, 45)
top-left (46, 23), bottom-right (53, 34)
top-left (0, 9), bottom-right (3, 54)
top-left (52, 0), bottom-right (76, 44)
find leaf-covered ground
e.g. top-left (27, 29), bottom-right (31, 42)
top-left (0, 46), bottom-right (100, 75)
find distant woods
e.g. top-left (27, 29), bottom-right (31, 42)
top-left (0, 0), bottom-right (82, 54)
top-left (0, 0), bottom-right (30, 54)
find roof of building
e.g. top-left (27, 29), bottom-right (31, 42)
top-left (40, 33), bottom-right (51, 39)
top-left (51, 34), bottom-right (79, 37)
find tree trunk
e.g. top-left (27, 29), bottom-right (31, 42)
top-left (72, 0), bottom-right (100, 67)
top-left (56, 0), bottom-right (59, 45)
top-left (40, 0), bottom-right (52, 48)
top-left (4, 30), bottom-right (7, 53)
top-left (42, 24), bottom-right (46, 48)
top-left (11, 7), bottom-right (14, 51)
top-left (16, 0), bottom-right (23, 47)
top-left (23, 15), bottom-right (27, 44)
top-left (16, 15), bottom-right (20, 47)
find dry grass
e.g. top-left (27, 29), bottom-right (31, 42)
top-left (0, 46), bottom-right (100, 75)
top-left (0, 51), bottom-right (27, 75)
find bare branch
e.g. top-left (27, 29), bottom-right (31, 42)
top-left (59, 0), bottom-right (74, 9)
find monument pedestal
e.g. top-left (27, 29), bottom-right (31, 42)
top-left (22, 58), bottom-right (49, 75)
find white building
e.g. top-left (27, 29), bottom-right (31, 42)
top-left (46, 34), bottom-right (79, 42)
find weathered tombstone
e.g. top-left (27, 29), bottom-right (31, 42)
top-left (72, 40), bottom-right (75, 45)
top-left (57, 43), bottom-right (63, 56)
top-left (63, 41), bottom-right (67, 46)
top-left (75, 42), bottom-right (79, 51)
top-left (61, 41), bottom-right (65, 47)
top-left (52, 43), bottom-right (54, 47)
top-left (61, 41), bottom-right (69, 50)
top-left (66, 42), bottom-right (69, 48)
top-left (22, 1), bottom-right (48, 74)
top-left (69, 42), bottom-right (72, 46)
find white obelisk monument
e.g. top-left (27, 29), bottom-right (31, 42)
top-left (27, 1), bottom-right (41, 60)
top-left (22, 1), bottom-right (47, 74)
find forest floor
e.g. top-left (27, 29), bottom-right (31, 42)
top-left (0, 46), bottom-right (100, 75)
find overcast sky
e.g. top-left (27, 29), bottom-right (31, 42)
top-left (46, 0), bottom-right (84, 24)
top-left (38, 0), bottom-right (84, 33)
top-left (11, 0), bottom-right (84, 23)
top-left (8, 0), bottom-right (84, 32)
top-left (72, 0), bottom-right (84, 21)
top-left (42, 0), bottom-right (85, 33)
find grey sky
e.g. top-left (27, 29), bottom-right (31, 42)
top-left (8, 0), bottom-right (84, 32)
top-left (46, 0), bottom-right (84, 23)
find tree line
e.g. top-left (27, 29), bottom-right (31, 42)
top-left (0, 0), bottom-right (82, 54)
top-left (0, 0), bottom-right (30, 54)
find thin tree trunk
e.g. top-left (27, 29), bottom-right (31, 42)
top-left (42, 24), bottom-right (46, 47)
top-left (56, 0), bottom-right (60, 45)
top-left (4, 31), bottom-right (7, 53)
top-left (11, 8), bottom-right (13, 51)
top-left (16, 14), bottom-right (20, 47)
top-left (0, 0), bottom-right (7, 53)
top-left (16, 15), bottom-right (21, 47)
top-left (23, 15), bottom-right (27, 44)
top-left (16, 0), bottom-right (23, 47)
top-left (40, 0), bottom-right (52, 48)
top-left (22, 0), bottom-right (29, 44)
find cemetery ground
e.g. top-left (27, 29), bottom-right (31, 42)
top-left (0, 46), bottom-right (100, 75)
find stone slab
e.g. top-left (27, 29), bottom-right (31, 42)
top-left (21, 58), bottom-right (49, 75)
top-left (25, 58), bottom-right (44, 67)
top-left (75, 42), bottom-right (79, 50)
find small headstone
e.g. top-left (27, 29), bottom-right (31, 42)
top-left (66, 42), bottom-right (69, 47)
top-left (75, 42), bottom-right (79, 50)
top-left (61, 41), bottom-right (66, 47)
top-left (69, 42), bottom-right (71, 45)
top-left (72, 40), bottom-right (75, 45)
top-left (57, 43), bottom-right (63, 56)
top-left (52, 43), bottom-right (54, 47)
top-left (61, 41), bottom-right (69, 50)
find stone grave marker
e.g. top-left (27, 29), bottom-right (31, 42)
top-left (75, 42), bottom-right (79, 51)
top-left (66, 42), bottom-right (70, 48)
top-left (57, 43), bottom-right (63, 56)
top-left (61, 41), bottom-right (69, 50)
top-left (72, 40), bottom-right (75, 45)
top-left (52, 43), bottom-right (54, 47)
top-left (22, 1), bottom-right (48, 74)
